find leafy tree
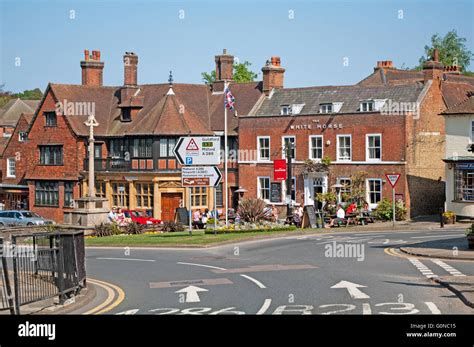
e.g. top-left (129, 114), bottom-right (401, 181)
top-left (201, 61), bottom-right (257, 84)
top-left (417, 30), bottom-right (473, 73)
top-left (16, 88), bottom-right (42, 100)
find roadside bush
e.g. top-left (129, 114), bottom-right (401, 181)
top-left (373, 199), bottom-right (407, 221)
top-left (162, 221), bottom-right (185, 232)
top-left (93, 223), bottom-right (113, 237)
top-left (237, 198), bottom-right (269, 223)
top-left (204, 225), bottom-right (297, 234)
top-left (124, 222), bottom-right (146, 235)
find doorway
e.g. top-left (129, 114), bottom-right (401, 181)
top-left (304, 174), bottom-right (327, 210)
top-left (161, 193), bottom-right (182, 221)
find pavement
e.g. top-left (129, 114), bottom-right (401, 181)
top-left (74, 226), bottom-right (474, 315)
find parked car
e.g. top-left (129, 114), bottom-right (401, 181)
top-left (0, 210), bottom-right (55, 228)
top-left (122, 210), bottom-right (162, 225)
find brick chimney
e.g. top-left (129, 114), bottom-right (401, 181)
top-left (444, 65), bottom-right (462, 75)
top-left (374, 60), bottom-right (394, 71)
top-left (262, 56), bottom-right (285, 95)
top-left (215, 49), bottom-right (234, 81)
top-left (124, 52), bottom-right (138, 86)
top-left (80, 50), bottom-right (104, 86)
top-left (423, 48), bottom-right (444, 82)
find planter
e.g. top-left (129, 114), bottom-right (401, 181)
top-left (443, 216), bottom-right (456, 224)
top-left (468, 235), bottom-right (474, 250)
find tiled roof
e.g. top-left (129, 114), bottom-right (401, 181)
top-left (0, 99), bottom-right (40, 127)
top-left (442, 81), bottom-right (474, 108)
top-left (442, 96), bottom-right (474, 114)
top-left (357, 69), bottom-right (424, 87)
top-left (252, 84), bottom-right (426, 116)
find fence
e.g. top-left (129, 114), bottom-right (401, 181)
top-left (0, 231), bottom-right (86, 314)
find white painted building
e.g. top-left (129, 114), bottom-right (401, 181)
top-left (442, 96), bottom-right (474, 218)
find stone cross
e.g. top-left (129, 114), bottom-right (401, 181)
top-left (84, 115), bottom-right (99, 198)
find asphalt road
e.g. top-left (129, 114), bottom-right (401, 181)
top-left (81, 228), bottom-right (474, 315)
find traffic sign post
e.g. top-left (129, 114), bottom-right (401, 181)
top-left (173, 136), bottom-right (221, 166)
top-left (181, 166), bottom-right (222, 187)
top-left (385, 174), bottom-right (401, 227)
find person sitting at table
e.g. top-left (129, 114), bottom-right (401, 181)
top-left (362, 202), bottom-right (374, 222)
top-left (346, 201), bottom-right (357, 215)
top-left (326, 204), bottom-right (346, 228)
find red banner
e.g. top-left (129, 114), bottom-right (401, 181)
top-left (274, 159), bottom-right (287, 181)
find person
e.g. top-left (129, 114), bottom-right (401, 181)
top-left (271, 204), bottom-right (279, 222)
top-left (193, 209), bottom-right (202, 229)
top-left (116, 208), bottom-right (126, 226)
top-left (346, 201), bottom-right (357, 215)
top-left (108, 207), bottom-right (117, 223)
top-left (326, 204), bottom-right (346, 228)
top-left (293, 205), bottom-right (303, 227)
top-left (202, 208), bottom-right (209, 225)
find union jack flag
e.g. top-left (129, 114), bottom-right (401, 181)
top-left (224, 87), bottom-right (235, 111)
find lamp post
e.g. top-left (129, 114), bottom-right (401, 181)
top-left (84, 114), bottom-right (99, 198)
top-left (286, 142), bottom-right (295, 222)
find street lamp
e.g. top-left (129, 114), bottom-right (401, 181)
top-left (286, 142), bottom-right (295, 223)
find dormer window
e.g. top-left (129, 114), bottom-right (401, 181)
top-left (121, 109), bottom-right (132, 122)
top-left (281, 105), bottom-right (291, 115)
top-left (281, 104), bottom-right (304, 115)
top-left (360, 100), bottom-right (375, 112)
top-left (291, 104), bottom-right (305, 115)
top-left (320, 103), bottom-right (333, 113)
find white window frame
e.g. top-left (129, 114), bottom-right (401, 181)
top-left (470, 120), bottom-right (474, 144)
top-left (360, 100), bottom-right (375, 112)
top-left (319, 103), bottom-right (333, 113)
top-left (7, 158), bottom-right (16, 178)
top-left (309, 135), bottom-right (323, 161)
top-left (18, 132), bottom-right (27, 142)
top-left (337, 134), bottom-right (352, 162)
top-left (280, 105), bottom-right (291, 116)
top-left (257, 176), bottom-right (271, 201)
top-left (257, 136), bottom-right (271, 162)
top-left (366, 178), bottom-right (382, 207)
top-left (366, 134), bottom-right (382, 162)
top-left (282, 136), bottom-right (296, 160)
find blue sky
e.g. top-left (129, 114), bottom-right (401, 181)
top-left (1, 0), bottom-right (473, 93)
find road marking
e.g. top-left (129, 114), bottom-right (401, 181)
top-left (116, 309), bottom-right (139, 315)
top-left (150, 278), bottom-right (233, 289)
top-left (96, 257), bottom-right (156, 262)
top-left (240, 274), bottom-right (266, 289)
top-left (177, 262), bottom-right (227, 271)
top-left (83, 278), bottom-right (125, 315)
top-left (212, 264), bottom-right (317, 274)
top-left (431, 259), bottom-right (466, 277)
top-left (408, 258), bottom-right (438, 278)
top-left (256, 299), bottom-right (272, 315)
top-left (362, 303), bottom-right (372, 315)
top-left (175, 286), bottom-right (208, 303)
top-left (410, 234), bottom-right (463, 239)
top-left (424, 302), bottom-right (441, 314)
top-left (331, 280), bottom-right (370, 299)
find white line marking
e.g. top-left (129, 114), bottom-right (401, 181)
top-left (362, 303), bottom-right (372, 315)
top-left (431, 259), bottom-right (466, 277)
top-left (96, 257), bottom-right (155, 262)
top-left (425, 302), bottom-right (441, 314)
top-left (177, 262), bottom-right (227, 271)
top-left (408, 258), bottom-right (438, 278)
top-left (410, 234), bottom-right (463, 239)
top-left (331, 280), bottom-right (370, 299)
top-left (240, 274), bottom-right (266, 289)
top-left (256, 299), bottom-right (272, 315)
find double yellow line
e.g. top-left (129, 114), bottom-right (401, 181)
top-left (83, 278), bottom-right (125, 315)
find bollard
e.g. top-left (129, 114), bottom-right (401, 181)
top-left (439, 207), bottom-right (444, 228)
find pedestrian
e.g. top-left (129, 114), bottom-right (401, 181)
top-left (193, 209), bottom-right (202, 229)
top-left (108, 207), bottom-right (117, 223)
top-left (202, 208), bottom-right (209, 225)
top-left (327, 204), bottom-right (346, 228)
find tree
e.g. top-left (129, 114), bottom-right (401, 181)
top-left (201, 61), bottom-right (258, 84)
top-left (417, 30), bottom-right (473, 73)
top-left (0, 87), bottom-right (43, 108)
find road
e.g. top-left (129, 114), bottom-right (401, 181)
top-left (81, 228), bottom-right (474, 315)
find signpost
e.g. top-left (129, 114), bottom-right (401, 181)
top-left (173, 136), bottom-right (221, 166)
top-left (385, 173), bottom-right (401, 227)
top-left (181, 166), bottom-right (222, 187)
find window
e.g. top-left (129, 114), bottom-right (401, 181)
top-left (337, 135), bottom-right (351, 161)
top-left (339, 178), bottom-right (352, 202)
top-left (360, 101), bottom-right (374, 112)
top-left (320, 103), bottom-right (333, 113)
top-left (112, 182), bottom-right (129, 208)
top-left (258, 177), bottom-right (270, 200)
top-left (282, 136), bottom-right (296, 159)
top-left (454, 167), bottom-right (474, 201)
top-left (159, 138), bottom-right (176, 158)
top-left (6, 158), bottom-right (16, 178)
top-left (121, 109), bottom-right (131, 122)
top-left (35, 181), bottom-right (59, 207)
top-left (215, 183), bottom-right (223, 207)
top-left (470, 120), bottom-right (474, 143)
top-left (366, 134), bottom-right (382, 161)
top-left (257, 136), bottom-right (270, 161)
top-left (2, 132), bottom-right (11, 138)
top-left (109, 139), bottom-right (129, 158)
top-left (135, 183), bottom-right (153, 208)
top-left (367, 179), bottom-right (382, 205)
top-left (280, 105), bottom-right (291, 115)
top-left (131, 138), bottom-right (153, 158)
top-left (45, 112), bottom-right (57, 126)
top-left (19, 132), bottom-right (28, 142)
top-left (95, 181), bottom-right (106, 198)
top-left (191, 187), bottom-right (207, 206)
top-left (64, 182), bottom-right (74, 208)
top-left (39, 145), bottom-right (63, 165)
top-left (309, 136), bottom-right (323, 160)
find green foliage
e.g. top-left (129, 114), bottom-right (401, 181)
top-left (465, 224), bottom-right (474, 236)
top-left (162, 221), bottom-right (185, 232)
top-left (315, 192), bottom-right (337, 204)
top-left (206, 218), bottom-right (218, 225)
top-left (349, 171), bottom-right (368, 205)
top-left (417, 30), bottom-right (473, 72)
top-left (124, 222), bottom-right (146, 235)
top-left (41, 224), bottom-right (59, 233)
top-left (16, 88), bottom-right (42, 100)
top-left (237, 198), bottom-right (269, 223)
top-left (204, 225), bottom-right (296, 235)
top-left (321, 156), bottom-right (332, 166)
top-left (373, 199), bottom-right (407, 221)
top-left (93, 223), bottom-right (122, 237)
top-left (201, 61), bottom-right (257, 84)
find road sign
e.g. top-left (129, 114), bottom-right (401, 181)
top-left (385, 173), bottom-right (401, 188)
top-left (173, 136), bottom-right (221, 165)
top-left (181, 166), bottom-right (222, 187)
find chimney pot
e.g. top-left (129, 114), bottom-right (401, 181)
top-left (123, 52), bottom-right (138, 86)
top-left (81, 49), bottom-right (104, 86)
top-left (84, 50), bottom-right (89, 61)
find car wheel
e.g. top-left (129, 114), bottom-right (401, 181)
top-left (27, 222), bottom-right (34, 226)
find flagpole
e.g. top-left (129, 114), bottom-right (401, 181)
top-left (224, 81), bottom-right (229, 227)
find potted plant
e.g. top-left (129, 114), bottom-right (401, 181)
top-left (442, 211), bottom-right (456, 224)
top-left (466, 224), bottom-right (474, 250)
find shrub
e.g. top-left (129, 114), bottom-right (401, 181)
top-left (93, 223), bottom-right (113, 237)
top-left (162, 221), bottom-right (185, 232)
top-left (124, 222), bottom-right (146, 235)
top-left (373, 199), bottom-right (407, 221)
top-left (41, 224), bottom-right (59, 233)
top-left (237, 198), bottom-right (269, 223)
top-left (465, 224), bottom-right (474, 236)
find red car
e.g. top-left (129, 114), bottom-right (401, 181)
top-left (123, 210), bottom-right (162, 225)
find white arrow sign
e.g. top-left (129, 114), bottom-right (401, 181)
top-left (175, 285), bottom-right (208, 303)
top-left (173, 136), bottom-right (221, 165)
top-left (331, 281), bottom-right (370, 299)
top-left (181, 166), bottom-right (222, 187)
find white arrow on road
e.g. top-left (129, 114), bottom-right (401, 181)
top-left (331, 281), bottom-right (370, 299)
top-left (175, 286), bottom-right (208, 303)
